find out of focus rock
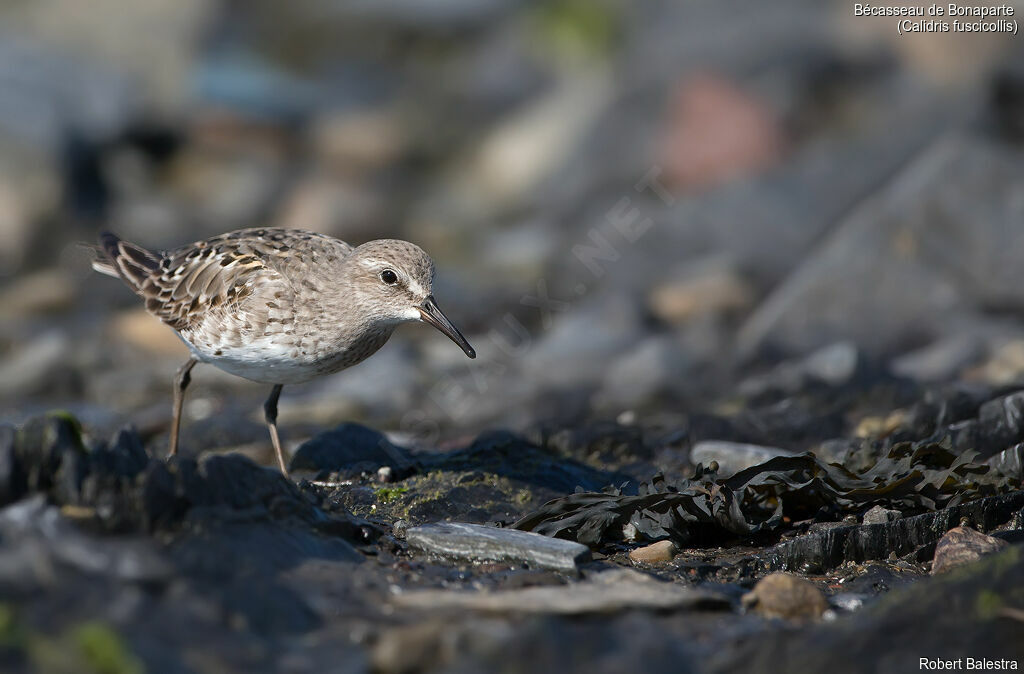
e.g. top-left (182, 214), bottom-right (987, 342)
top-left (742, 572), bottom-right (828, 621)
top-left (739, 342), bottom-right (862, 398)
top-left (594, 336), bottom-right (690, 411)
top-left (524, 293), bottom-right (645, 388)
top-left (275, 172), bottom-right (389, 240)
top-left (109, 308), bottom-right (189, 357)
top-left (648, 256), bottom-right (754, 325)
top-left (890, 334), bottom-right (986, 383)
top-left (932, 526), bottom-right (1008, 575)
top-left (629, 540), bottom-right (677, 564)
top-left (690, 441), bottom-right (800, 477)
top-left (310, 108), bottom-right (406, 170)
top-left (0, 331), bottom-right (70, 397)
top-left (971, 339), bottom-right (1024, 386)
top-left (0, 268), bottom-right (76, 316)
top-left (739, 136), bottom-right (1024, 356)
top-left (660, 72), bottom-right (784, 192)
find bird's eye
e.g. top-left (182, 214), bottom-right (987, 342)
top-left (380, 269), bottom-right (399, 285)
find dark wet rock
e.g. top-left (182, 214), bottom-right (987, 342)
top-left (931, 526), bottom-right (1009, 575)
top-left (393, 568), bottom-right (727, 614)
top-left (862, 505), bottom-right (902, 525)
top-left (628, 540), bottom-right (677, 564)
top-left (407, 522), bottom-right (591, 572)
top-left (741, 573), bottom-right (828, 621)
top-left (761, 490), bottom-right (1024, 573)
top-left (987, 443), bottom-right (1024, 480)
top-left (15, 413), bottom-right (87, 499)
top-left (0, 423), bottom-right (25, 505)
top-left (0, 496), bottom-right (173, 592)
top-left (289, 423), bottom-right (415, 477)
top-left (690, 441), bottom-right (800, 477)
top-left (425, 430), bottom-right (632, 494)
top-left (710, 546), bottom-right (1024, 674)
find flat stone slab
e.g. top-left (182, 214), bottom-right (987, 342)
top-left (406, 521), bottom-right (591, 572)
top-left (393, 568), bottom-right (724, 614)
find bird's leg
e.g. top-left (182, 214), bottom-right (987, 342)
top-left (263, 384), bottom-right (289, 476)
top-left (169, 357), bottom-right (198, 458)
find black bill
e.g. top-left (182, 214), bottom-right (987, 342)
top-left (419, 295), bottom-right (476, 358)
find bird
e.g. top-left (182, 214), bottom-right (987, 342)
top-left (91, 227), bottom-right (476, 476)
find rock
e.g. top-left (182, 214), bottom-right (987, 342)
top-left (932, 526), bottom-right (1009, 575)
top-left (738, 136), bottom-right (1024, 356)
top-left (0, 424), bottom-right (24, 506)
top-left (690, 441), bottom-right (800, 478)
top-left (660, 72), bottom-right (784, 192)
top-left (986, 443), bottom-right (1024, 481)
top-left (647, 256), bottom-right (754, 324)
top-left (862, 505), bottom-right (902, 526)
top-left (425, 430), bottom-right (631, 494)
top-left (393, 568), bottom-right (724, 614)
top-left (718, 546), bottom-right (1024, 672)
top-left (761, 490), bottom-right (1024, 574)
top-left (109, 309), bottom-right (190, 357)
top-left (742, 573), bottom-right (828, 621)
top-left (0, 331), bottom-right (71, 397)
top-left (406, 522), bottom-right (591, 572)
top-left (629, 540), bottom-right (677, 564)
top-left (890, 334), bottom-right (986, 382)
top-left (0, 496), bottom-right (173, 585)
top-left (594, 336), bottom-right (691, 410)
top-left (739, 342), bottom-right (863, 398)
top-left (289, 423), bottom-right (414, 476)
top-left (0, 268), bottom-right (76, 317)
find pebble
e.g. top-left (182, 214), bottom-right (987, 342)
top-left (862, 505), bottom-right (903, 526)
top-left (406, 521), bottom-right (591, 572)
top-left (629, 540), bottom-right (677, 564)
top-left (932, 526), bottom-right (1008, 575)
top-left (742, 572), bottom-right (828, 621)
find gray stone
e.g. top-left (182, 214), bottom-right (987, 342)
top-left (406, 521), bottom-right (591, 572)
top-left (738, 135), bottom-right (1024, 356)
top-left (690, 441), bottom-right (800, 477)
top-left (392, 568), bottom-right (722, 614)
top-left (738, 341), bottom-right (861, 397)
top-left (862, 505), bottom-right (903, 526)
top-left (986, 443), bottom-right (1024, 481)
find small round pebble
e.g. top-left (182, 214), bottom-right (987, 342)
top-left (629, 540), bottom-right (678, 564)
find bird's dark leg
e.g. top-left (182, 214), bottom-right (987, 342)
top-left (263, 384), bottom-right (289, 476)
top-left (169, 357), bottom-right (198, 458)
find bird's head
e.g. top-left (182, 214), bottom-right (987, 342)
top-left (346, 239), bottom-right (476, 358)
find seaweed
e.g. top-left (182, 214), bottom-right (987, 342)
top-left (513, 439), bottom-right (1020, 547)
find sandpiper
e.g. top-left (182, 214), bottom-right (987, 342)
top-left (92, 228), bottom-right (476, 476)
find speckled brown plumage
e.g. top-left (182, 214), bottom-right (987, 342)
top-left (93, 227), bottom-right (476, 475)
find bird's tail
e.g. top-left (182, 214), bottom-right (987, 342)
top-left (91, 231), bottom-right (161, 292)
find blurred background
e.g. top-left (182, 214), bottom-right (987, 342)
top-left (1, 0), bottom-right (1023, 461)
